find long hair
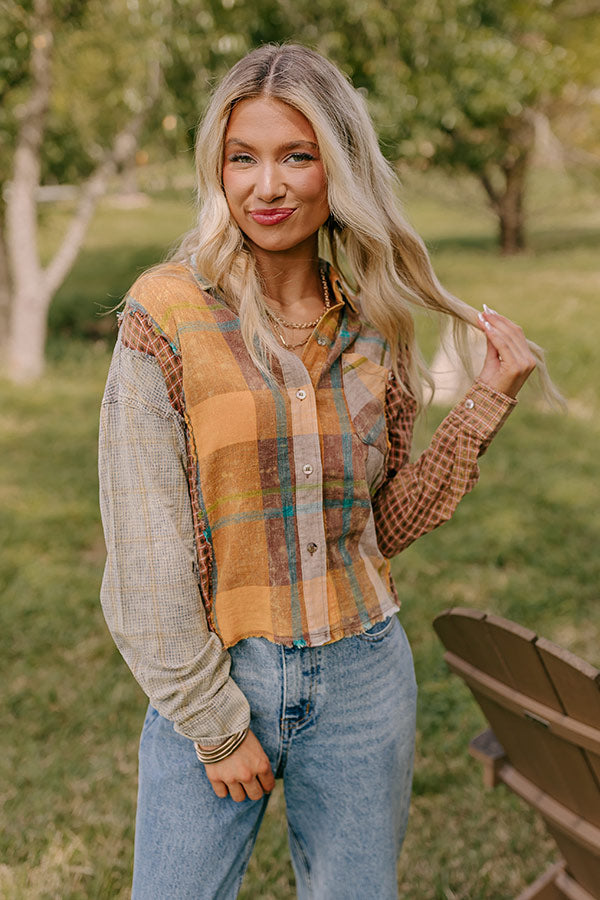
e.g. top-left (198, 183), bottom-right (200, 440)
top-left (172, 43), bottom-right (560, 406)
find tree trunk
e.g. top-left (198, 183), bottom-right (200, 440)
top-left (3, 0), bottom-right (50, 381)
top-left (0, 223), bottom-right (11, 355)
top-left (479, 113), bottom-right (535, 256)
top-left (7, 283), bottom-right (52, 382)
top-left (497, 157), bottom-right (528, 255)
top-left (3, 2), bottom-right (159, 383)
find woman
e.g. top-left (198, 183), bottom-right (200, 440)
top-left (99, 43), bottom-right (550, 899)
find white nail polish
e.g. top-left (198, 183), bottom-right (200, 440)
top-left (477, 312), bottom-right (486, 324)
top-left (483, 303), bottom-right (491, 314)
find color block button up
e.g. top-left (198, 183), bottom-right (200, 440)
top-left (99, 259), bottom-right (516, 742)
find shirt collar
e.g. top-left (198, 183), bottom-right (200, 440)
top-left (322, 261), bottom-right (360, 316)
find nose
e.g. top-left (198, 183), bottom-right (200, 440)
top-left (255, 162), bottom-right (285, 203)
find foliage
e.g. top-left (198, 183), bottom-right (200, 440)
top-left (1, 0), bottom-right (598, 281)
top-left (3, 0), bottom-right (597, 182)
top-left (1, 171), bottom-right (599, 897)
top-left (0, 0), bottom-right (163, 187)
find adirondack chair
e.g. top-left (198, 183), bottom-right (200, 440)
top-left (433, 607), bottom-right (600, 900)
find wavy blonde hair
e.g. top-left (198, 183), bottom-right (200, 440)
top-left (172, 43), bottom-right (559, 406)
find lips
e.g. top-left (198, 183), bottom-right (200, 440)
top-left (249, 208), bottom-right (296, 225)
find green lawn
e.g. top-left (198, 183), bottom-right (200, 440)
top-left (1, 168), bottom-right (599, 898)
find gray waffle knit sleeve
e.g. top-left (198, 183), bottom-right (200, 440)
top-left (98, 338), bottom-right (251, 744)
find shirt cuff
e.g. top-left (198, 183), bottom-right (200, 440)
top-left (451, 380), bottom-right (517, 443)
top-left (174, 675), bottom-right (251, 746)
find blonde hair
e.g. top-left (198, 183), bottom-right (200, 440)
top-left (172, 43), bottom-right (560, 407)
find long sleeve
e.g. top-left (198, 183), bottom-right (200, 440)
top-left (373, 378), bottom-right (517, 559)
top-left (98, 336), bottom-right (251, 744)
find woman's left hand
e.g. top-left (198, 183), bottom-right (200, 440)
top-left (476, 305), bottom-right (537, 399)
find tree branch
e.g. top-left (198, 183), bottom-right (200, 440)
top-left (552, 0), bottom-right (600, 19)
top-left (44, 62), bottom-right (161, 298)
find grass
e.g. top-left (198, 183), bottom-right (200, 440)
top-left (1, 166), bottom-right (599, 898)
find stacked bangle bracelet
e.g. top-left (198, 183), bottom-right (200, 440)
top-left (194, 728), bottom-right (248, 764)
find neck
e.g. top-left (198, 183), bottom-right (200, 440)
top-left (250, 238), bottom-right (322, 310)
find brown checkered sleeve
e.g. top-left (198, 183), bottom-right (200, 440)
top-left (373, 375), bottom-right (517, 559)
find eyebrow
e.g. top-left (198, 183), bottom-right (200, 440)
top-left (224, 139), bottom-right (319, 151)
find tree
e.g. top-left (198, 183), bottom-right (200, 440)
top-left (1, 0), bottom-right (160, 382)
top-left (369, 0), bottom-right (600, 253)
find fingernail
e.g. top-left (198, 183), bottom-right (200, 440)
top-left (477, 312), bottom-right (486, 324)
top-left (483, 303), bottom-right (498, 314)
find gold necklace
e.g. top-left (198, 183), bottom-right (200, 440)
top-left (270, 320), bottom-right (313, 350)
top-left (265, 267), bottom-right (331, 331)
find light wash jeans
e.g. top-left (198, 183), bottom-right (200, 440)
top-left (132, 615), bottom-right (417, 899)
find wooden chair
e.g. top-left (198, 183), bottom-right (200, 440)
top-left (433, 607), bottom-right (600, 900)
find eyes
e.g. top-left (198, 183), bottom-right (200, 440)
top-left (226, 151), bottom-right (317, 166)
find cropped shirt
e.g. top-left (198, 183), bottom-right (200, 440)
top-left (98, 261), bottom-right (516, 744)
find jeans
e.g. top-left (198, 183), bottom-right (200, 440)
top-left (132, 614), bottom-right (417, 899)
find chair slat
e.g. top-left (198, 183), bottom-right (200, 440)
top-left (515, 862), bottom-right (567, 900)
top-left (433, 607), bottom-right (510, 681)
top-left (535, 638), bottom-right (600, 730)
top-left (475, 694), bottom-right (600, 828)
top-left (547, 827), bottom-right (600, 900)
top-left (535, 637), bottom-right (600, 792)
top-left (484, 614), bottom-right (564, 711)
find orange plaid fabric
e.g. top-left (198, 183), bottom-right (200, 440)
top-left (112, 260), bottom-right (515, 651)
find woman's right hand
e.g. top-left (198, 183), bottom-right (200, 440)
top-left (200, 729), bottom-right (275, 802)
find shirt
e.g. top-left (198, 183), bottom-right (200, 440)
top-left (99, 261), bottom-right (516, 744)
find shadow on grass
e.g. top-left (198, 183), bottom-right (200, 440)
top-left (529, 224), bottom-right (600, 254)
top-left (426, 222), bottom-right (600, 257)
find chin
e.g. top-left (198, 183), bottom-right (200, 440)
top-left (252, 226), bottom-right (324, 253)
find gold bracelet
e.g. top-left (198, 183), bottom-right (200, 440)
top-left (193, 728), bottom-right (248, 764)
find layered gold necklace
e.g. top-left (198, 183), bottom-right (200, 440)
top-left (265, 267), bottom-right (331, 350)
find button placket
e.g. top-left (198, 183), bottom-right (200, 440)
top-left (275, 340), bottom-right (329, 640)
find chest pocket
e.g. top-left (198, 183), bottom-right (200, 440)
top-left (341, 352), bottom-right (390, 495)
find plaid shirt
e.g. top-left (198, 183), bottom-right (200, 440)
top-left (99, 261), bottom-right (516, 743)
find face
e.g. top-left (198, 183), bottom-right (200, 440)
top-left (222, 96), bottom-right (330, 256)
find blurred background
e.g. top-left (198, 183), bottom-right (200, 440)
top-left (1, 1), bottom-right (599, 897)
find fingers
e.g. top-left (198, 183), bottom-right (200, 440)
top-left (210, 779), bottom-right (229, 799)
top-left (476, 305), bottom-right (536, 398)
top-left (202, 730), bottom-right (275, 802)
top-left (209, 774), bottom-right (268, 802)
top-left (240, 775), bottom-right (265, 801)
top-left (482, 307), bottom-right (535, 369)
top-left (258, 767), bottom-right (276, 794)
top-left (206, 773), bottom-right (261, 802)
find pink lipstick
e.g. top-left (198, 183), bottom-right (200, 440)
top-left (249, 208), bottom-right (295, 225)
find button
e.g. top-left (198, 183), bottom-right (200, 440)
top-left (302, 464), bottom-right (313, 476)
top-left (296, 389), bottom-right (307, 400)
top-left (388, 372), bottom-right (395, 381)
top-left (307, 542), bottom-right (318, 554)
top-left (465, 398), bottom-right (475, 410)
top-left (316, 337), bottom-right (327, 346)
